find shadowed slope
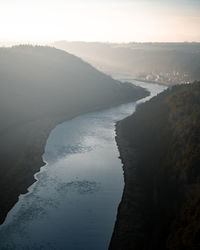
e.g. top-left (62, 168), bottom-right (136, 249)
top-left (110, 82), bottom-right (200, 250)
top-left (0, 45), bottom-right (149, 224)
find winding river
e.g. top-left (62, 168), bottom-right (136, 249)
top-left (0, 77), bottom-right (166, 250)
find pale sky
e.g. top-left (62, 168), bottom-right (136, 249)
top-left (0, 0), bottom-right (200, 43)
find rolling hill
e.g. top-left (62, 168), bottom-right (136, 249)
top-left (53, 41), bottom-right (200, 85)
top-left (0, 45), bottom-right (149, 224)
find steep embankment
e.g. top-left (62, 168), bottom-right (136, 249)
top-left (110, 82), bottom-right (200, 250)
top-left (0, 45), bottom-right (149, 224)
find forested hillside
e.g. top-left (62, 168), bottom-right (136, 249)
top-left (110, 82), bottom-right (200, 250)
top-left (0, 45), bottom-right (148, 224)
top-left (53, 41), bottom-right (200, 85)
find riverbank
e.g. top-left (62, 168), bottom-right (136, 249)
top-left (0, 90), bottom-right (149, 225)
top-left (109, 82), bottom-right (200, 250)
top-left (111, 73), bottom-right (167, 87)
top-left (1, 91), bottom-right (154, 250)
top-left (109, 121), bottom-right (144, 250)
top-left (0, 45), bottom-right (150, 225)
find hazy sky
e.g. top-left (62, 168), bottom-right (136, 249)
top-left (0, 0), bottom-right (200, 43)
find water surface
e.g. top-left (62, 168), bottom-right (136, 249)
top-left (0, 79), bottom-right (166, 250)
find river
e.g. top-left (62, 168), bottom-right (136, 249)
top-left (0, 77), bottom-right (166, 250)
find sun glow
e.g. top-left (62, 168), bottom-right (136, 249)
top-left (0, 0), bottom-right (199, 44)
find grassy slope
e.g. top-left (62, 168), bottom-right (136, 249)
top-left (109, 82), bottom-right (200, 250)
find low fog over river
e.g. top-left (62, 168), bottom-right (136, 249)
top-left (0, 77), bottom-right (166, 250)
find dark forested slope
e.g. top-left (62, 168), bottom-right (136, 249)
top-left (0, 45), bottom-right (148, 224)
top-left (110, 82), bottom-right (200, 250)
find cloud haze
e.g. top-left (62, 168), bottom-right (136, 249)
top-left (0, 0), bottom-right (199, 43)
